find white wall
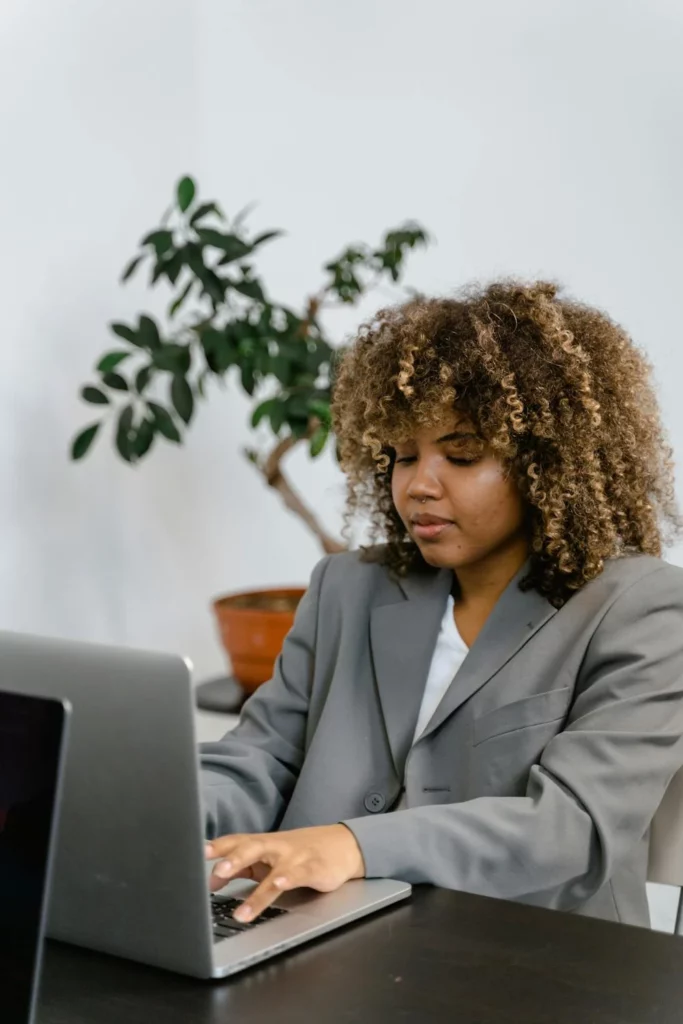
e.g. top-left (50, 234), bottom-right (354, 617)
top-left (0, 0), bottom-right (211, 666)
top-left (2, 0), bottom-right (683, 679)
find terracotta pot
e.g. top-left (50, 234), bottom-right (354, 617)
top-left (212, 587), bottom-right (306, 695)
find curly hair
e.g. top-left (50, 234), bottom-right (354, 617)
top-left (331, 279), bottom-right (682, 608)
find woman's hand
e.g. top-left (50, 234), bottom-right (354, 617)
top-left (205, 824), bottom-right (366, 923)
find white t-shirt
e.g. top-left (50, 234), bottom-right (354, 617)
top-left (394, 594), bottom-right (469, 811)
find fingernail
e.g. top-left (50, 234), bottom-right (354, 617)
top-left (215, 860), bottom-right (232, 878)
top-left (204, 843), bottom-right (214, 858)
top-left (273, 877), bottom-right (287, 889)
top-left (234, 904), bottom-right (252, 922)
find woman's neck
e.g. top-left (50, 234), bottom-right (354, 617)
top-left (452, 542), bottom-right (529, 614)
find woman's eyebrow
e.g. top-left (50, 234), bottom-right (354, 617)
top-left (436, 431), bottom-right (480, 444)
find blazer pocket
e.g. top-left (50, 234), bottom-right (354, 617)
top-left (472, 686), bottom-right (572, 747)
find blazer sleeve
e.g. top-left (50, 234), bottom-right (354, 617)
top-left (200, 555), bottom-right (330, 839)
top-left (344, 564), bottom-right (683, 910)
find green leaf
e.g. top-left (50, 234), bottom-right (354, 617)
top-left (309, 424), bottom-right (329, 457)
top-left (135, 365), bottom-right (153, 393)
top-left (149, 402), bottom-right (181, 443)
top-left (141, 230), bottom-right (174, 256)
top-left (308, 399), bottom-right (331, 426)
top-left (251, 399), bottom-right (277, 428)
top-left (382, 223), bottom-right (429, 251)
top-left (269, 402), bottom-right (286, 434)
top-left (183, 241), bottom-right (206, 277)
top-left (81, 385), bottom-right (110, 405)
top-left (71, 422), bottom-right (100, 460)
top-left (271, 354), bottom-right (292, 386)
top-left (231, 277), bottom-right (265, 302)
top-left (164, 250), bottom-right (185, 285)
top-left (119, 405), bottom-right (134, 432)
top-left (152, 249), bottom-right (184, 286)
top-left (240, 364), bottom-right (256, 396)
top-left (196, 370), bottom-right (209, 398)
top-left (132, 418), bottom-right (156, 458)
top-left (102, 372), bottom-right (128, 391)
top-left (97, 351), bottom-right (130, 373)
top-left (197, 269), bottom-right (226, 307)
top-left (183, 243), bottom-right (225, 306)
top-left (252, 230), bottom-right (283, 248)
top-left (152, 344), bottom-right (191, 374)
top-left (168, 280), bottom-right (193, 318)
top-left (198, 228), bottom-right (252, 259)
top-left (200, 327), bottom-right (235, 373)
top-left (170, 375), bottom-right (194, 424)
top-left (253, 347), bottom-right (273, 376)
top-left (197, 228), bottom-right (235, 249)
top-left (190, 201), bottom-right (224, 226)
top-left (289, 417), bottom-right (310, 439)
top-left (284, 393), bottom-right (311, 439)
top-left (138, 314), bottom-right (161, 350)
top-left (110, 322), bottom-right (138, 344)
top-left (217, 251), bottom-right (252, 269)
top-left (116, 405), bottom-right (135, 462)
top-left (251, 397), bottom-right (287, 433)
top-left (287, 395), bottom-right (309, 420)
top-left (177, 176), bottom-right (196, 213)
top-left (121, 254), bottom-right (143, 283)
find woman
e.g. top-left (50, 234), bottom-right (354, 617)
top-left (202, 280), bottom-right (683, 928)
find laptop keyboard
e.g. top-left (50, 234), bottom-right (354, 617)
top-left (211, 895), bottom-right (288, 941)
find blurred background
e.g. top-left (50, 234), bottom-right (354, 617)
top-left (1, 0), bottom-right (681, 676)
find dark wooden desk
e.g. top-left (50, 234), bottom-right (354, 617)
top-left (37, 887), bottom-right (683, 1024)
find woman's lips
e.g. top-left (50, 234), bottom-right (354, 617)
top-left (410, 514), bottom-right (454, 541)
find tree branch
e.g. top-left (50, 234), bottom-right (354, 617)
top-left (255, 434), bottom-right (346, 555)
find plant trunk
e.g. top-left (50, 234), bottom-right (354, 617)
top-left (256, 435), bottom-right (347, 555)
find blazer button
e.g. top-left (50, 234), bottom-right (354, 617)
top-left (364, 792), bottom-right (386, 813)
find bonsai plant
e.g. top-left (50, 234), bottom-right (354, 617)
top-left (72, 176), bottom-right (428, 689)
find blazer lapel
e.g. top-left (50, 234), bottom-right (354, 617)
top-left (418, 558), bottom-right (557, 741)
top-left (369, 564), bottom-right (452, 777)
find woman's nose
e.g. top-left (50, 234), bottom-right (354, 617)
top-left (406, 459), bottom-right (443, 501)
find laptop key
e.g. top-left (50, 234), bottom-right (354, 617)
top-left (261, 906), bottom-right (287, 919)
top-left (211, 897), bottom-right (288, 930)
top-left (213, 914), bottom-right (251, 932)
top-left (213, 924), bottom-right (247, 939)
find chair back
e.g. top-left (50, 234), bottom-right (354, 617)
top-left (649, 766), bottom-right (683, 886)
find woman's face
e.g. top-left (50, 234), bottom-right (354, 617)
top-left (390, 411), bottom-right (529, 572)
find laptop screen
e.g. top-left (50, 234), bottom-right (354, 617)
top-left (0, 691), bottom-right (67, 1023)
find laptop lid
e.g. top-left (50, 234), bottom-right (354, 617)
top-left (0, 631), bottom-right (214, 977)
top-left (0, 689), bottom-right (69, 1024)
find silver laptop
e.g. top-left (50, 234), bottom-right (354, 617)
top-left (0, 631), bottom-right (410, 979)
top-left (0, 687), bottom-right (70, 1022)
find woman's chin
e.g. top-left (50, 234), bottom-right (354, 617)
top-left (414, 532), bottom-right (486, 570)
top-left (415, 540), bottom-right (461, 569)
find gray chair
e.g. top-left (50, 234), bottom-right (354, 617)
top-left (648, 766), bottom-right (683, 933)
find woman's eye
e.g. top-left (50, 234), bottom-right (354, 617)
top-left (394, 455), bottom-right (416, 465)
top-left (447, 457), bottom-right (478, 466)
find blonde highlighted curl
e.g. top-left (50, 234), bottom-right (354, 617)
top-left (331, 280), bottom-right (682, 608)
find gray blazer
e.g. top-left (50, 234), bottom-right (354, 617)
top-left (201, 550), bottom-right (683, 927)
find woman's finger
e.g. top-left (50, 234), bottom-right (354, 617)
top-left (205, 834), bottom-right (257, 861)
top-left (210, 837), bottom-right (271, 885)
top-left (233, 867), bottom-right (297, 923)
top-left (210, 863), bottom-right (255, 893)
top-left (209, 861), bottom-right (271, 893)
